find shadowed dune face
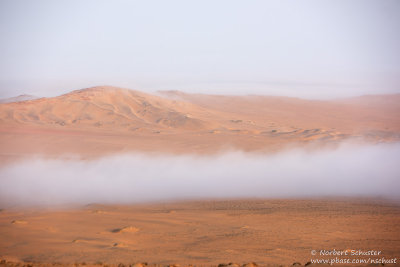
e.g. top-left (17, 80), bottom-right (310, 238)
top-left (0, 86), bottom-right (400, 159)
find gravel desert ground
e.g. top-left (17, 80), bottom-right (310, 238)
top-left (1, 199), bottom-right (400, 266)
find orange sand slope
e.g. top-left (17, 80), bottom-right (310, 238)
top-left (0, 86), bottom-right (400, 158)
top-left (1, 199), bottom-right (399, 266)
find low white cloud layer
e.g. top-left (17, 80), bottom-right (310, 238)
top-left (0, 142), bottom-right (399, 207)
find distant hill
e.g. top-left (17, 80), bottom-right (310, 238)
top-left (0, 94), bottom-right (39, 104)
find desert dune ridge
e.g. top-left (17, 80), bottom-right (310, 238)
top-left (0, 86), bottom-right (399, 160)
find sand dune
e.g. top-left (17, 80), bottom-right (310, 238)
top-left (0, 86), bottom-right (399, 160)
top-left (0, 87), bottom-right (211, 131)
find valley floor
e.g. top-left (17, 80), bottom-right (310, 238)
top-left (0, 199), bottom-right (399, 266)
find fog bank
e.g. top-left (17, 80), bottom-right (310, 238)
top-left (0, 143), bottom-right (399, 207)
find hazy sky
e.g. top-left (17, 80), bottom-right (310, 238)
top-left (0, 0), bottom-right (399, 98)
